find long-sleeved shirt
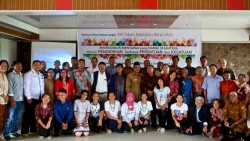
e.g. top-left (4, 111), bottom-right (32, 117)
top-left (121, 102), bottom-right (139, 123)
top-left (24, 69), bottom-right (44, 100)
top-left (8, 71), bottom-right (24, 102)
top-left (126, 72), bottom-right (143, 101)
top-left (54, 100), bottom-right (74, 124)
top-left (178, 78), bottom-right (192, 105)
top-left (0, 73), bottom-right (8, 104)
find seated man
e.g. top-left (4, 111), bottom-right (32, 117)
top-left (54, 89), bottom-right (76, 137)
top-left (186, 96), bottom-right (208, 135)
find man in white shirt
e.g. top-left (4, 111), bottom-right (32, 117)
top-left (200, 56), bottom-right (211, 77)
top-left (87, 57), bottom-right (99, 74)
top-left (91, 62), bottom-right (110, 103)
top-left (21, 60), bottom-right (44, 137)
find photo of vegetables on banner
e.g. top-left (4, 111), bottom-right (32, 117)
top-left (77, 29), bottom-right (201, 67)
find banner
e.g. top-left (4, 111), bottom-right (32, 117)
top-left (78, 29), bottom-right (201, 68)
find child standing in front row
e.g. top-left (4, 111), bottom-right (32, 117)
top-left (137, 93), bottom-right (153, 133)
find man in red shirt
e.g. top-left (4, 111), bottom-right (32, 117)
top-left (220, 70), bottom-right (237, 103)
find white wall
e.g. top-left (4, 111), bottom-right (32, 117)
top-left (40, 29), bottom-right (250, 42)
top-left (39, 29), bottom-right (77, 41)
top-left (202, 29), bottom-right (250, 42)
top-left (0, 38), bottom-right (17, 64)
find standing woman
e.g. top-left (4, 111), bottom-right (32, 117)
top-left (55, 69), bottom-right (75, 101)
top-left (154, 77), bottom-right (170, 132)
top-left (166, 70), bottom-right (179, 129)
top-left (35, 94), bottom-right (53, 139)
top-left (237, 74), bottom-right (250, 105)
top-left (44, 68), bottom-right (55, 105)
top-left (0, 60), bottom-right (9, 141)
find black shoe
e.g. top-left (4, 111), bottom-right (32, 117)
top-left (54, 132), bottom-right (59, 137)
top-left (176, 128), bottom-right (181, 133)
top-left (12, 133), bottom-right (22, 138)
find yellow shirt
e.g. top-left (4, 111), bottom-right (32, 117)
top-left (224, 101), bottom-right (247, 133)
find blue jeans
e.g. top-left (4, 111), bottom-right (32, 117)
top-left (3, 101), bottom-right (23, 137)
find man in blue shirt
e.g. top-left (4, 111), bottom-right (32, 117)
top-left (54, 89), bottom-right (75, 137)
top-left (3, 61), bottom-right (24, 140)
top-left (105, 57), bottom-right (116, 76)
top-left (178, 68), bottom-right (192, 105)
top-left (202, 64), bottom-right (223, 104)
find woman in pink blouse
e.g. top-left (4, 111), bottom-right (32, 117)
top-left (166, 70), bottom-right (179, 129)
top-left (237, 74), bottom-right (250, 105)
top-left (210, 99), bottom-right (224, 138)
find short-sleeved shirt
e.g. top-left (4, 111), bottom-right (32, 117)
top-left (202, 75), bottom-right (223, 103)
top-left (137, 101), bottom-right (153, 118)
top-left (90, 102), bottom-right (104, 118)
top-left (104, 100), bottom-right (121, 119)
top-left (154, 87), bottom-right (170, 108)
top-left (170, 103), bottom-right (188, 117)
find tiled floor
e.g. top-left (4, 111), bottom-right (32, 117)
top-left (19, 129), bottom-right (218, 141)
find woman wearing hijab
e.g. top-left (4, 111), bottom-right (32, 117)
top-left (121, 93), bottom-right (140, 133)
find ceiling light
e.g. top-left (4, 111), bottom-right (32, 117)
top-left (100, 23), bottom-right (105, 26)
top-left (131, 23), bottom-right (135, 26)
top-left (153, 23), bottom-right (157, 26)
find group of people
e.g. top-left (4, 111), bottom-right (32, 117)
top-left (0, 55), bottom-right (250, 141)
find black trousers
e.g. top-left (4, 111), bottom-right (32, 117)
top-left (221, 122), bottom-right (246, 140)
top-left (176, 118), bottom-right (187, 131)
top-left (54, 119), bottom-right (76, 135)
top-left (166, 98), bottom-right (176, 129)
top-left (88, 116), bottom-right (102, 132)
top-left (149, 96), bottom-right (157, 128)
top-left (21, 98), bottom-right (40, 134)
top-left (122, 120), bottom-right (139, 132)
top-left (157, 109), bottom-right (167, 128)
top-left (38, 124), bottom-right (52, 137)
top-left (190, 122), bottom-right (203, 135)
top-left (139, 117), bottom-right (149, 129)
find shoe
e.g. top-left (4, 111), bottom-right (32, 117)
top-left (54, 132), bottom-right (59, 137)
top-left (3, 135), bottom-right (11, 141)
top-left (107, 129), bottom-right (112, 134)
top-left (202, 132), bottom-right (209, 137)
top-left (22, 134), bottom-right (29, 137)
top-left (39, 136), bottom-right (44, 139)
top-left (160, 128), bottom-right (165, 133)
top-left (176, 128), bottom-right (181, 133)
top-left (157, 127), bottom-right (161, 131)
top-left (131, 129), bottom-right (134, 134)
top-left (138, 129), bottom-right (142, 133)
top-left (12, 133), bottom-right (22, 138)
top-left (143, 128), bottom-right (147, 132)
top-left (47, 136), bottom-right (52, 140)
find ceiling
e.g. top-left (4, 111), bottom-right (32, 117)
top-left (4, 11), bottom-right (250, 29)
